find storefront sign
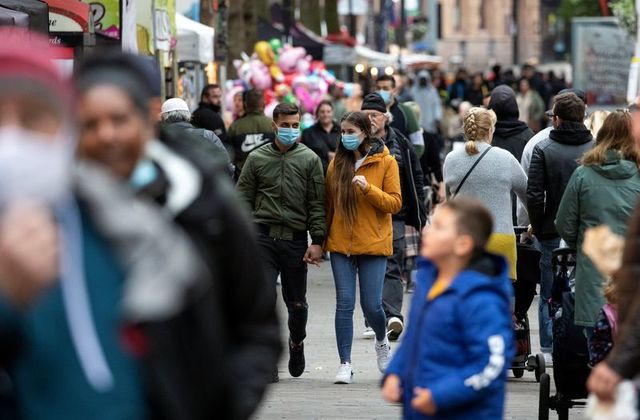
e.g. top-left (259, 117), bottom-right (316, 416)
top-left (83, 0), bottom-right (120, 39)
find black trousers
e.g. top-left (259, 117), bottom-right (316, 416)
top-left (258, 234), bottom-right (309, 344)
top-left (382, 236), bottom-right (406, 322)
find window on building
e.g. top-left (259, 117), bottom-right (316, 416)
top-left (454, 0), bottom-right (461, 32)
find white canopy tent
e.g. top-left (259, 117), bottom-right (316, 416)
top-left (176, 12), bottom-right (214, 64)
top-left (354, 45), bottom-right (442, 68)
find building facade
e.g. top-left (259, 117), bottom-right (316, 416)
top-left (434, 0), bottom-right (541, 71)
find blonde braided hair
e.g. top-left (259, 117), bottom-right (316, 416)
top-left (463, 107), bottom-right (496, 155)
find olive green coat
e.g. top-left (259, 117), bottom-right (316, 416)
top-left (556, 151), bottom-right (640, 326)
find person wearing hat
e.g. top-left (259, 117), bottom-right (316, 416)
top-left (160, 97), bottom-right (232, 174)
top-left (75, 51), bottom-right (281, 419)
top-left (361, 93), bottom-right (426, 342)
top-left (0, 29), bottom-right (212, 420)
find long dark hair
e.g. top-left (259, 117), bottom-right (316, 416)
top-left (330, 111), bottom-right (376, 225)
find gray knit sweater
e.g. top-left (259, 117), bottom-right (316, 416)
top-left (443, 142), bottom-right (528, 235)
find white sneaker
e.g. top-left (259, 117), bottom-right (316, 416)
top-left (334, 362), bottom-right (353, 384)
top-left (543, 352), bottom-right (553, 367)
top-left (362, 327), bottom-right (375, 339)
top-left (375, 337), bottom-right (392, 373)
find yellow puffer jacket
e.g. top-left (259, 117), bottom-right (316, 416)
top-left (325, 142), bottom-right (402, 257)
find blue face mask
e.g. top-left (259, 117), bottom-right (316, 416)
top-left (341, 133), bottom-right (362, 151)
top-left (377, 90), bottom-right (391, 105)
top-left (277, 127), bottom-right (300, 146)
top-left (129, 159), bottom-right (158, 190)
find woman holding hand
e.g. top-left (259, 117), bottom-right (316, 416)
top-left (325, 111), bottom-right (402, 384)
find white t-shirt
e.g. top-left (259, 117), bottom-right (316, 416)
top-left (355, 156), bottom-right (366, 172)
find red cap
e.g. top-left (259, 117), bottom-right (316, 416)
top-left (0, 27), bottom-right (71, 104)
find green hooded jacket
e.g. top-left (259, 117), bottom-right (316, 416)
top-left (556, 150), bottom-right (640, 326)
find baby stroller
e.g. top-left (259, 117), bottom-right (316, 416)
top-left (538, 247), bottom-right (590, 420)
top-left (512, 227), bottom-right (546, 381)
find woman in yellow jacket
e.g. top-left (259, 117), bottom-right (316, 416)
top-left (325, 111), bottom-right (402, 384)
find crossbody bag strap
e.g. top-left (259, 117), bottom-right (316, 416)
top-left (452, 146), bottom-right (492, 197)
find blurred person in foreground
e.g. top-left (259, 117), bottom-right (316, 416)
top-left (383, 198), bottom-right (513, 418)
top-left (0, 29), bottom-right (218, 420)
top-left (75, 51), bottom-right (281, 419)
top-left (160, 97), bottom-right (233, 174)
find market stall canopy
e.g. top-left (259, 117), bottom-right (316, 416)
top-left (0, 6), bottom-right (28, 27)
top-left (176, 12), bottom-right (214, 64)
top-left (355, 45), bottom-right (442, 68)
top-left (0, 0), bottom-right (48, 33)
top-left (44, 0), bottom-right (90, 33)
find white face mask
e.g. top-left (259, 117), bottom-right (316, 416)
top-left (0, 126), bottom-right (73, 206)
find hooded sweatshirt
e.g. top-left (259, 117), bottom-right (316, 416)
top-left (386, 253), bottom-right (514, 419)
top-left (488, 85), bottom-right (533, 162)
top-left (556, 150), bottom-right (640, 326)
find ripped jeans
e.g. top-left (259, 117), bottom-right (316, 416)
top-left (258, 234), bottom-right (309, 344)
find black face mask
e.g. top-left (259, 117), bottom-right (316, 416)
top-left (419, 78), bottom-right (428, 87)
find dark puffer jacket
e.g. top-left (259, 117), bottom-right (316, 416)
top-left (383, 126), bottom-right (427, 231)
top-left (526, 122), bottom-right (594, 240)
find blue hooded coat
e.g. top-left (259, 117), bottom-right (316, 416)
top-left (386, 253), bottom-right (514, 419)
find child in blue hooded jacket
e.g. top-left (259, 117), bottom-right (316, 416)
top-left (382, 197), bottom-right (514, 419)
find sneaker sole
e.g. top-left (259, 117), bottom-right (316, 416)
top-left (387, 319), bottom-right (403, 334)
top-left (334, 376), bottom-right (353, 384)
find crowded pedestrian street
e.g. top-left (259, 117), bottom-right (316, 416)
top-left (256, 262), bottom-right (583, 419)
top-left (3, 1), bottom-right (640, 420)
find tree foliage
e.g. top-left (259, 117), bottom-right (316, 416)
top-left (557, 0), bottom-right (601, 19)
top-left (610, 0), bottom-right (637, 35)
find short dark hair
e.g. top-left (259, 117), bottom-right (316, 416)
top-left (441, 197), bottom-right (493, 253)
top-left (243, 89), bottom-right (264, 113)
top-left (315, 100), bottom-right (333, 117)
top-left (273, 103), bottom-right (300, 122)
top-left (376, 74), bottom-right (396, 88)
top-left (553, 92), bottom-right (586, 122)
top-left (200, 83), bottom-right (220, 99)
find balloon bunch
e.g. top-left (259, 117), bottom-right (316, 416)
top-left (227, 38), bottom-right (338, 119)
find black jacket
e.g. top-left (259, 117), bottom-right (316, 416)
top-left (140, 126), bottom-right (282, 420)
top-left (301, 121), bottom-right (340, 174)
top-left (191, 102), bottom-right (227, 144)
top-left (165, 121), bottom-right (233, 175)
top-left (489, 85), bottom-right (534, 162)
top-left (492, 120), bottom-right (533, 162)
top-left (384, 126), bottom-right (427, 230)
top-left (526, 122), bottom-right (594, 239)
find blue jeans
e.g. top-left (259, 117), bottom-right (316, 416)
top-left (538, 238), bottom-right (560, 352)
top-left (331, 253), bottom-right (387, 364)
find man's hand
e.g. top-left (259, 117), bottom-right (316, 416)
top-left (381, 374), bottom-right (402, 403)
top-left (411, 387), bottom-right (437, 415)
top-left (0, 202), bottom-right (59, 308)
top-left (437, 182), bottom-right (445, 204)
top-left (303, 244), bottom-right (323, 266)
top-left (352, 175), bottom-right (369, 192)
top-left (587, 362), bottom-right (623, 402)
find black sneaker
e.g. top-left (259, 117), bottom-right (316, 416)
top-left (272, 368), bottom-right (279, 383)
top-left (288, 339), bottom-right (305, 377)
top-left (387, 317), bottom-right (404, 342)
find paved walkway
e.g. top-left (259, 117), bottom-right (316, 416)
top-left (254, 261), bottom-right (586, 419)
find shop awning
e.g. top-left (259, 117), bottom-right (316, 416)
top-left (0, 0), bottom-right (48, 34)
top-left (0, 6), bottom-right (28, 27)
top-left (176, 13), bottom-right (214, 64)
top-left (354, 45), bottom-right (442, 68)
top-left (44, 0), bottom-right (90, 33)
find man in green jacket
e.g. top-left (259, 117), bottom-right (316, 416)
top-left (237, 103), bottom-right (326, 382)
